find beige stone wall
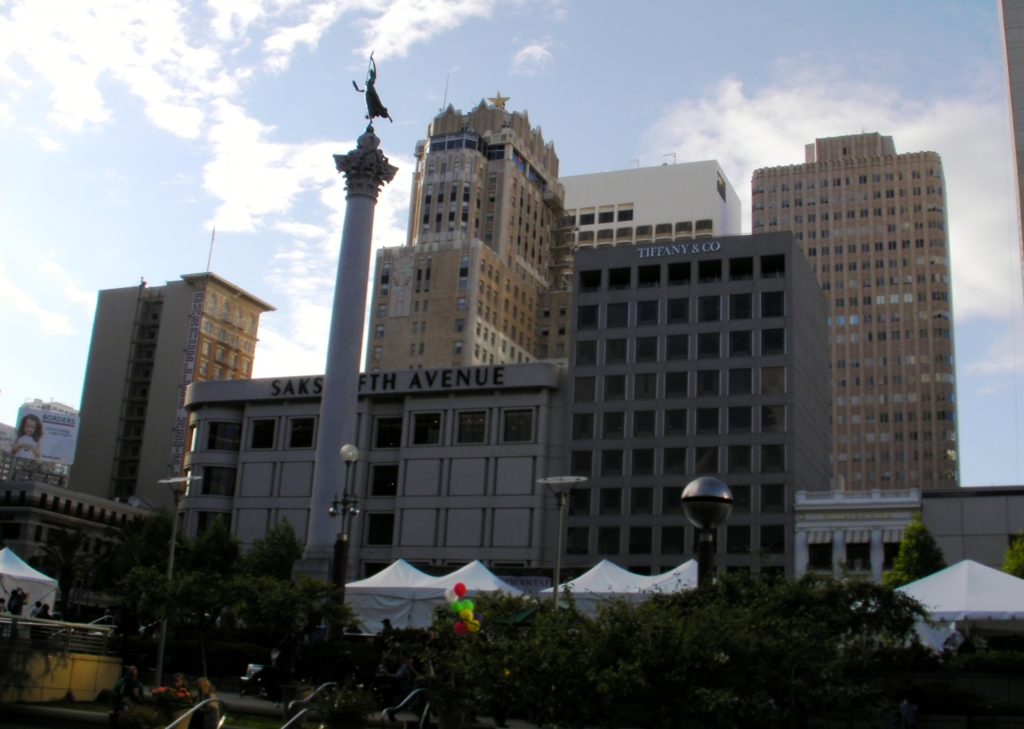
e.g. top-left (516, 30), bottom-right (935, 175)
top-left (0, 648), bottom-right (121, 703)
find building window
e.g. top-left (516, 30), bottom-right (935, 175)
top-left (597, 526), bottom-right (620, 554)
top-left (761, 367), bottom-right (786, 395)
top-left (371, 465), bottom-right (399, 496)
top-left (635, 337), bottom-right (658, 363)
top-left (604, 374), bottom-right (626, 401)
top-left (633, 410), bottom-right (656, 437)
top-left (666, 334), bottom-right (689, 360)
top-left (729, 257), bottom-right (754, 280)
top-left (207, 422), bottom-right (241, 451)
top-left (412, 413), bottom-right (443, 445)
top-left (579, 270), bottom-right (601, 291)
top-left (662, 526), bottom-right (686, 553)
top-left (375, 417), bottom-right (403, 448)
top-left (696, 408), bottom-right (719, 434)
top-left (576, 340), bottom-right (597, 365)
top-left (761, 291), bottom-right (785, 317)
top-left (761, 405), bottom-right (785, 433)
top-left (727, 445), bottom-right (751, 473)
top-left (249, 419), bottom-right (276, 449)
top-left (761, 524), bottom-right (786, 554)
top-left (577, 305), bottom-right (598, 330)
top-left (696, 369), bottom-right (720, 396)
top-left (605, 338), bottom-right (627, 363)
top-left (196, 511), bottom-right (231, 535)
top-left (761, 445), bottom-right (786, 472)
top-left (634, 372), bottom-right (657, 399)
top-left (665, 371), bottom-right (688, 398)
top-left (606, 302), bottom-right (629, 328)
top-left (288, 417), bottom-right (316, 448)
top-left (608, 267), bottom-right (631, 289)
top-left (567, 527), bottom-right (590, 554)
top-left (698, 296), bottom-right (721, 322)
top-left (629, 526), bottom-right (653, 554)
top-left (663, 447), bottom-right (687, 474)
top-left (502, 409), bottom-right (534, 442)
top-left (761, 329), bottom-right (785, 355)
top-left (457, 411), bottom-right (487, 443)
top-left (572, 413), bottom-right (594, 440)
top-left (575, 376), bottom-right (596, 402)
top-left (601, 451), bottom-right (624, 477)
top-left (632, 450), bottom-right (655, 476)
top-left (694, 446), bottom-right (718, 474)
top-left (599, 486), bottom-right (622, 513)
top-left (667, 297), bottom-right (689, 323)
top-left (727, 525), bottom-right (751, 554)
top-left (728, 406), bottom-right (752, 433)
top-left (728, 368), bottom-right (752, 395)
top-left (668, 261), bottom-right (691, 284)
top-left (636, 300), bottom-right (659, 325)
top-left (570, 450), bottom-right (592, 477)
top-left (697, 332), bottom-right (720, 358)
top-left (729, 293), bottom-right (753, 320)
top-left (202, 467), bottom-right (236, 496)
top-left (729, 330), bottom-right (752, 357)
top-left (731, 484), bottom-right (751, 513)
top-left (761, 483), bottom-right (786, 512)
top-left (665, 409), bottom-right (687, 435)
top-left (366, 514), bottom-right (395, 545)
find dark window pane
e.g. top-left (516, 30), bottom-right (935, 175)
top-left (761, 444), bottom-right (786, 472)
top-left (571, 413), bottom-right (594, 440)
top-left (727, 445), bottom-right (751, 473)
top-left (729, 293), bottom-right (752, 320)
top-left (600, 487), bottom-right (622, 514)
top-left (728, 406), bottom-right (752, 433)
top-left (694, 446), bottom-right (718, 474)
top-left (762, 290), bottom-right (785, 317)
top-left (664, 447), bottom-right (687, 474)
top-left (662, 487), bottom-right (684, 515)
top-left (606, 302), bottom-right (629, 327)
top-left (570, 450), bottom-right (592, 477)
top-left (576, 340), bottom-right (597, 365)
top-left (762, 329), bottom-right (785, 355)
top-left (575, 376), bottom-right (596, 402)
top-left (761, 367), bottom-right (785, 394)
top-left (375, 417), bottom-right (402, 448)
top-left (567, 526), bottom-right (589, 554)
top-left (696, 369), bottom-right (720, 396)
top-left (668, 261), bottom-right (691, 284)
top-left (698, 296), bottom-right (720, 322)
top-left (634, 372), bottom-right (657, 399)
top-left (207, 422), bottom-right (241, 451)
top-left (665, 371), bottom-right (688, 397)
top-left (761, 405), bottom-right (785, 433)
top-left (366, 514), bottom-right (395, 545)
top-left (579, 270), bottom-right (601, 291)
top-left (629, 527), bottom-right (653, 554)
top-left (761, 524), bottom-right (786, 553)
top-left (604, 374), bottom-right (626, 401)
top-left (412, 413), bottom-right (443, 444)
top-left (637, 300), bottom-right (659, 325)
top-left (633, 410), bottom-right (655, 437)
top-left (503, 409), bottom-right (533, 442)
top-left (603, 411), bottom-right (625, 438)
top-left (730, 330), bottom-right (752, 356)
top-left (577, 305), bottom-right (598, 329)
top-left (202, 466), bottom-right (236, 496)
top-left (731, 484), bottom-right (751, 513)
top-left (605, 338), bottom-right (627, 363)
top-left (288, 417), bottom-right (315, 448)
top-left (667, 297), bottom-right (689, 324)
top-left (762, 483), bottom-right (786, 512)
top-left (696, 408), bottom-right (719, 434)
top-left (662, 526), bottom-right (686, 553)
top-left (631, 486), bottom-right (653, 512)
top-left (729, 368), bottom-right (752, 395)
top-left (601, 451), bottom-right (623, 477)
top-left (665, 409), bottom-right (687, 435)
top-left (598, 527), bottom-right (620, 555)
top-left (457, 411), bottom-right (487, 443)
top-left (727, 525), bottom-right (751, 554)
top-left (250, 419), bottom-right (276, 449)
top-left (697, 332), bottom-right (720, 358)
top-left (635, 336), bottom-right (658, 362)
top-left (666, 334), bottom-right (689, 360)
top-left (608, 267), bottom-right (631, 290)
top-left (632, 450), bottom-right (655, 476)
top-left (371, 464), bottom-right (399, 496)
top-left (569, 489), bottom-right (591, 516)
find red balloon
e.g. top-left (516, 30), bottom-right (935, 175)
top-left (454, 621), bottom-right (469, 636)
top-left (454, 582), bottom-right (467, 598)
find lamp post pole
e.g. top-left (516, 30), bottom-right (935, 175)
top-left (681, 477), bottom-right (733, 588)
top-left (154, 475), bottom-right (199, 688)
top-left (538, 476), bottom-right (588, 609)
top-left (330, 444), bottom-right (360, 601)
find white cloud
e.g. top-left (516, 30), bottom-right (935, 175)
top-left (0, 262), bottom-right (76, 337)
top-left (38, 259), bottom-right (97, 308)
top-left (511, 40), bottom-right (553, 77)
top-left (355, 0), bottom-right (494, 60)
top-left (275, 221), bottom-right (329, 239)
top-left (647, 74), bottom-right (1019, 323)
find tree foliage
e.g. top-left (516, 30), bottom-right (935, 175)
top-left (32, 528), bottom-right (90, 615)
top-left (883, 514), bottom-right (947, 588)
top-left (240, 519), bottom-right (304, 580)
top-left (424, 574), bottom-right (928, 729)
top-left (1003, 533), bottom-right (1024, 578)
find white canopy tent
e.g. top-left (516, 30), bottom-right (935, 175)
top-left (898, 560), bottom-right (1024, 649)
top-left (345, 559), bottom-right (523, 632)
top-left (0, 547), bottom-right (59, 613)
top-left (541, 559), bottom-right (698, 615)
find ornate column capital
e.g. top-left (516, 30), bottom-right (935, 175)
top-left (334, 126), bottom-right (398, 200)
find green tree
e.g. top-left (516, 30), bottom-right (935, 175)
top-left (1003, 533), bottom-right (1024, 578)
top-left (177, 516), bottom-right (240, 578)
top-left (883, 514), bottom-right (947, 588)
top-left (241, 519), bottom-right (304, 580)
top-left (33, 528), bottom-right (90, 616)
top-left (95, 511), bottom-right (174, 590)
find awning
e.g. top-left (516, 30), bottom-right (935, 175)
top-left (807, 530), bottom-right (832, 544)
top-left (883, 527), bottom-right (905, 543)
top-left (845, 529), bottom-right (870, 544)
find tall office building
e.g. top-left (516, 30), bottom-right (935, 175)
top-left (752, 133), bottom-right (959, 492)
top-left (1002, 0), bottom-right (1024, 291)
top-left (71, 273), bottom-right (274, 507)
top-left (366, 96), bottom-right (564, 371)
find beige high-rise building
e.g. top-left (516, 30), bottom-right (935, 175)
top-left (71, 273), bottom-right (274, 507)
top-left (366, 96), bottom-right (564, 371)
top-left (1002, 0), bottom-right (1024, 295)
top-left (752, 133), bottom-right (959, 492)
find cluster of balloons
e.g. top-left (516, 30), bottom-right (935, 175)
top-left (445, 582), bottom-right (481, 635)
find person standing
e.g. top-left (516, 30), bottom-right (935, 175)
top-left (192, 677), bottom-right (222, 729)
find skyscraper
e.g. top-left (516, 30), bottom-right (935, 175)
top-left (1001, 0), bottom-right (1024, 293)
top-left (752, 133), bottom-right (958, 492)
top-left (71, 273), bottom-right (273, 507)
top-left (366, 96), bottom-right (564, 371)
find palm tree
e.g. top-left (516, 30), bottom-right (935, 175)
top-left (34, 528), bottom-right (91, 617)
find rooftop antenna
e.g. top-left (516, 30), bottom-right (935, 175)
top-left (441, 72), bottom-right (450, 112)
top-left (206, 224), bottom-right (216, 272)
top-left (663, 152), bottom-right (676, 165)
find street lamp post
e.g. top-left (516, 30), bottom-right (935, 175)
top-left (538, 476), bottom-right (588, 609)
top-left (681, 477), bottom-right (733, 588)
top-left (154, 474), bottom-right (200, 688)
top-left (329, 444), bottom-right (360, 600)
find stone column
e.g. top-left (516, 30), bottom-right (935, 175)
top-left (832, 529), bottom-right (846, 578)
top-left (870, 528), bottom-right (884, 583)
top-left (301, 127), bottom-right (397, 581)
top-left (794, 530), bottom-right (809, 578)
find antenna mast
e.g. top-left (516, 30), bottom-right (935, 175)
top-left (206, 224), bottom-right (216, 272)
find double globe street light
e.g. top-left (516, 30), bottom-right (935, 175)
top-left (328, 444), bottom-right (360, 600)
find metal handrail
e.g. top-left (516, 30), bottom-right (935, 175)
top-left (280, 681), bottom-right (338, 729)
top-left (383, 687), bottom-right (432, 729)
top-left (160, 697), bottom-right (225, 729)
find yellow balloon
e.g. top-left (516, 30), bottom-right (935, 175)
top-left (467, 621), bottom-right (481, 633)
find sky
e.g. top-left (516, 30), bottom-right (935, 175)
top-left (1, 0), bottom-right (1022, 487)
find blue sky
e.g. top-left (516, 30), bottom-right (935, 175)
top-left (2, 0), bottom-right (1022, 486)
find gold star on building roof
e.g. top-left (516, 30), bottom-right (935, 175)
top-left (488, 92), bottom-right (509, 110)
